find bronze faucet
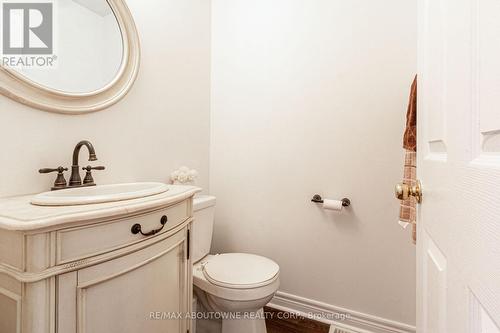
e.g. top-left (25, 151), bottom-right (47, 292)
top-left (39, 140), bottom-right (105, 190)
top-left (69, 140), bottom-right (98, 186)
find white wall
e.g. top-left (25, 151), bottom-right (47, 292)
top-left (210, 0), bottom-right (417, 326)
top-left (0, 0), bottom-right (211, 198)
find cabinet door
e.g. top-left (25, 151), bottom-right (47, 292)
top-left (57, 227), bottom-right (190, 333)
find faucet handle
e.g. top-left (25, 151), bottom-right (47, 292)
top-left (39, 166), bottom-right (68, 174)
top-left (39, 167), bottom-right (68, 190)
top-left (82, 166), bottom-right (105, 171)
top-left (82, 165), bottom-right (105, 185)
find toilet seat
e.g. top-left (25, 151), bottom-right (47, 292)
top-left (203, 253), bottom-right (279, 289)
top-left (193, 254), bottom-right (280, 302)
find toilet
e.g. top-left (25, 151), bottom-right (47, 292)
top-left (191, 195), bottom-right (280, 333)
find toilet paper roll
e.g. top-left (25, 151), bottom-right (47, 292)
top-left (323, 199), bottom-right (343, 211)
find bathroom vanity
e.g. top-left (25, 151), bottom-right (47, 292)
top-left (0, 185), bottom-right (199, 333)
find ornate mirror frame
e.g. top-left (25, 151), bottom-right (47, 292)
top-left (0, 0), bottom-right (140, 114)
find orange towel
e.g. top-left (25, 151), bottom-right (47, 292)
top-left (399, 76), bottom-right (417, 244)
top-left (403, 76), bottom-right (417, 152)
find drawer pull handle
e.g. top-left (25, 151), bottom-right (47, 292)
top-left (131, 215), bottom-right (168, 236)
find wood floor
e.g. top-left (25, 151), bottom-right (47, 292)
top-left (264, 307), bottom-right (331, 333)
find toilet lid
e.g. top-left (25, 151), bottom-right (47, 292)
top-left (202, 253), bottom-right (280, 289)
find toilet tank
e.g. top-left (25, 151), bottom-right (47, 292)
top-left (191, 195), bottom-right (216, 263)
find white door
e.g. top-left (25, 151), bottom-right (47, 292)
top-left (418, 0), bottom-right (500, 332)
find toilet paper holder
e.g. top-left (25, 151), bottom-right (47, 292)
top-left (311, 194), bottom-right (351, 207)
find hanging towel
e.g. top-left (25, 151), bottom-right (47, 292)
top-left (399, 75), bottom-right (417, 244)
top-left (403, 76), bottom-right (417, 151)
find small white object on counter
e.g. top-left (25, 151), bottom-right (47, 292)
top-left (171, 166), bottom-right (198, 185)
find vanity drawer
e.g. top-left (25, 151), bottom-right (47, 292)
top-left (56, 200), bottom-right (190, 264)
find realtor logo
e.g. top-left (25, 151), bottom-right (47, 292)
top-left (2, 2), bottom-right (53, 54)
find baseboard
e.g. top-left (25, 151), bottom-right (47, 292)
top-left (268, 291), bottom-right (416, 333)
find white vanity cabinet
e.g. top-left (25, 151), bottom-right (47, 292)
top-left (0, 185), bottom-right (199, 333)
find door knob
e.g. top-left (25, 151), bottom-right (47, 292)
top-left (395, 180), bottom-right (422, 203)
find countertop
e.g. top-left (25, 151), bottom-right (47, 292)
top-left (0, 184), bottom-right (201, 231)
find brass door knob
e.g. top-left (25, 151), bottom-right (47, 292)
top-left (395, 180), bottom-right (422, 203)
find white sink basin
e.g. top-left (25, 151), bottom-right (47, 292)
top-left (31, 182), bottom-right (169, 206)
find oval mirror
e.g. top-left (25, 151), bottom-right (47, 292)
top-left (0, 0), bottom-right (140, 114)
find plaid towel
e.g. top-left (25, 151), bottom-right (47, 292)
top-left (399, 151), bottom-right (417, 243)
top-left (399, 76), bottom-right (417, 244)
